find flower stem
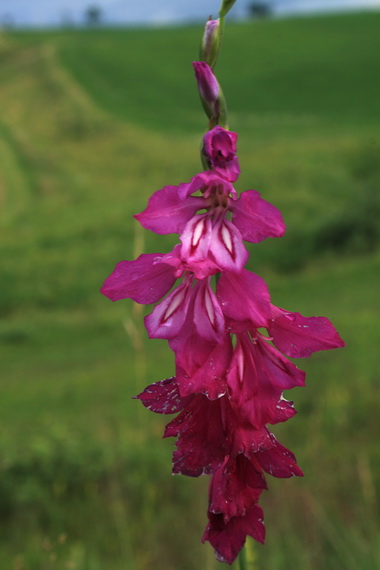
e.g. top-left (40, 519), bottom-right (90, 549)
top-left (217, 0), bottom-right (238, 63)
top-left (215, 8), bottom-right (226, 69)
top-left (238, 545), bottom-right (248, 570)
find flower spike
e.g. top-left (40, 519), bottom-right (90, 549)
top-left (100, 4), bottom-right (345, 565)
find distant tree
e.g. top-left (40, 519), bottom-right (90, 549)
top-left (248, 1), bottom-right (273, 18)
top-left (84, 4), bottom-right (103, 26)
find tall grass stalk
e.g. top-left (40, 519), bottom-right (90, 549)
top-left (124, 221), bottom-right (146, 399)
top-left (238, 546), bottom-right (248, 570)
top-left (237, 540), bottom-right (257, 570)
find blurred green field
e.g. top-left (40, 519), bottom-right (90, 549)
top-left (0, 10), bottom-right (379, 570)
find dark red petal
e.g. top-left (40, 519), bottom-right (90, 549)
top-left (202, 505), bottom-right (265, 564)
top-left (175, 334), bottom-right (232, 400)
top-left (134, 377), bottom-right (190, 415)
top-left (209, 455), bottom-right (266, 522)
top-left (229, 423), bottom-right (274, 459)
top-left (164, 395), bottom-right (226, 477)
top-left (256, 436), bottom-right (304, 478)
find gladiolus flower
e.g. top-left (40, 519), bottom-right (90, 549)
top-left (101, 39), bottom-right (345, 563)
top-left (202, 126), bottom-right (240, 181)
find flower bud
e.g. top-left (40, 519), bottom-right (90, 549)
top-left (193, 61), bottom-right (227, 127)
top-left (202, 126), bottom-right (240, 181)
top-left (193, 61), bottom-right (219, 105)
top-left (200, 19), bottom-right (220, 69)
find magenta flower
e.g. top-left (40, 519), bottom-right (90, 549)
top-left (135, 171), bottom-right (285, 275)
top-left (101, 30), bottom-right (345, 563)
top-left (135, 373), bottom-right (304, 563)
top-left (202, 126), bottom-right (240, 181)
top-left (101, 249), bottom-right (225, 342)
top-left (145, 276), bottom-right (226, 342)
top-left (101, 155), bottom-right (344, 563)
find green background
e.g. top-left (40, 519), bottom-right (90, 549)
top-left (0, 11), bottom-right (379, 569)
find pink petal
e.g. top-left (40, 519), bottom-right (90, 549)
top-left (180, 214), bottom-right (212, 262)
top-left (178, 170), bottom-right (235, 200)
top-left (209, 218), bottom-right (248, 272)
top-left (135, 377), bottom-right (190, 414)
top-left (231, 189), bottom-right (285, 243)
top-left (217, 269), bottom-right (271, 328)
top-left (175, 334), bottom-right (232, 399)
top-left (255, 336), bottom-right (306, 389)
top-left (269, 306), bottom-right (346, 358)
top-left (203, 126), bottom-right (237, 157)
top-left (226, 336), bottom-right (296, 428)
top-left (161, 245), bottom-right (220, 280)
top-left (182, 257), bottom-right (220, 280)
top-left (144, 281), bottom-right (192, 339)
top-left (134, 185), bottom-right (204, 234)
top-left (214, 156), bottom-right (240, 183)
top-left (100, 253), bottom-right (176, 303)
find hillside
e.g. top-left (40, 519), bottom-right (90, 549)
top-left (58, 12), bottom-right (380, 133)
top-left (0, 12), bottom-right (379, 570)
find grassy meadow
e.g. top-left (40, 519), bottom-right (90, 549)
top-left (1, 11), bottom-right (380, 569)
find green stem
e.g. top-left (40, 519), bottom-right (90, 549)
top-left (214, 9), bottom-right (225, 69)
top-left (217, 0), bottom-right (238, 64)
top-left (238, 545), bottom-right (248, 570)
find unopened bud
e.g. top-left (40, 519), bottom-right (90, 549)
top-left (193, 61), bottom-right (227, 127)
top-left (202, 126), bottom-right (240, 181)
top-left (193, 61), bottom-right (219, 106)
top-left (200, 19), bottom-right (220, 68)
